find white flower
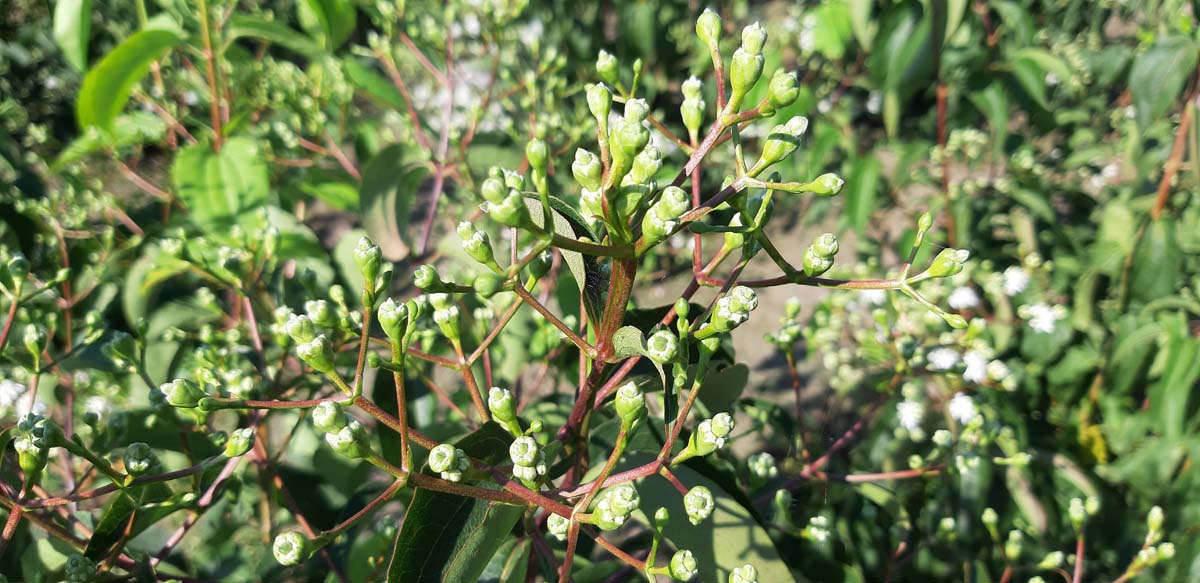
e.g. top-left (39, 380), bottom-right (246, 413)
top-left (84, 396), bottom-right (112, 420)
top-left (927, 348), bottom-right (961, 371)
top-left (962, 351), bottom-right (988, 384)
top-left (859, 289), bottom-right (887, 306)
top-left (948, 393), bottom-right (978, 424)
top-left (0, 379), bottom-right (26, 409)
top-left (948, 287), bottom-right (980, 310)
top-left (866, 91), bottom-right (882, 115)
top-left (1002, 266), bottom-right (1029, 296)
top-left (986, 360), bottom-right (1011, 383)
top-left (1024, 303), bottom-right (1062, 334)
top-left (896, 400), bottom-right (924, 431)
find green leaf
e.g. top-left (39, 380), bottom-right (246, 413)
top-left (84, 493), bottom-right (138, 560)
top-left (846, 0), bottom-right (876, 50)
top-left (345, 59), bottom-right (407, 109)
top-left (522, 194), bottom-right (606, 322)
top-left (298, 0), bottom-right (356, 49)
top-left (1130, 219), bottom-right (1183, 304)
top-left (612, 326), bottom-right (647, 359)
top-left (54, 111), bottom-right (166, 170)
top-left (697, 363), bottom-right (748, 412)
top-left (1130, 36), bottom-right (1199, 133)
top-left (1148, 315), bottom-right (1200, 443)
top-left (53, 0), bottom-right (92, 71)
top-left (77, 27), bottom-right (183, 133)
top-left (301, 180), bottom-right (358, 211)
top-left (227, 14), bottom-right (327, 58)
top-left (359, 144), bottom-right (423, 259)
top-left (632, 455), bottom-right (795, 583)
top-left (387, 423), bottom-right (524, 583)
top-left (842, 156), bottom-right (881, 233)
top-left (1090, 201), bottom-right (1136, 275)
top-left (171, 137), bottom-right (271, 231)
top-left (479, 537), bottom-right (529, 583)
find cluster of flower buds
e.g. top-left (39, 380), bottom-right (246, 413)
top-left (273, 530), bottom-right (309, 566)
top-left (14, 413), bottom-right (55, 486)
top-left (802, 233), bottom-right (839, 277)
top-left (748, 452), bottom-right (778, 481)
top-left (674, 412), bottom-right (736, 466)
top-left (641, 186), bottom-right (690, 249)
top-left (668, 549), bottom-right (699, 580)
top-left (681, 77), bottom-right (705, 138)
top-left (312, 401), bottom-right (369, 459)
top-left (683, 486), bottom-right (715, 525)
top-left (224, 427), bottom-right (256, 458)
top-left (547, 512), bottom-right (570, 541)
top-left (728, 22), bottom-right (766, 112)
top-left (646, 329), bottom-right (680, 364)
top-left (697, 286), bottom-right (759, 337)
top-left (1068, 496), bottom-right (1101, 532)
top-left (509, 436), bottom-right (547, 488)
top-left (123, 442), bottom-right (159, 476)
top-left (428, 443), bottom-right (471, 482)
top-left (615, 381), bottom-right (647, 430)
top-left (63, 554), bottom-right (96, 583)
top-left (429, 293), bottom-right (461, 343)
top-left (592, 483), bottom-right (640, 531)
top-left (729, 564), bottom-right (759, 583)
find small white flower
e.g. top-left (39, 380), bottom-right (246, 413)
top-left (986, 360), bottom-right (1011, 383)
top-left (962, 351), bottom-right (988, 384)
top-left (948, 287), bottom-right (981, 310)
top-left (84, 396), bottom-right (112, 420)
top-left (866, 91), bottom-right (882, 115)
top-left (1002, 266), bottom-right (1029, 296)
top-left (948, 393), bottom-right (978, 424)
top-left (0, 379), bottom-right (26, 409)
top-left (1024, 303), bottom-right (1062, 334)
top-left (1045, 72), bottom-right (1060, 86)
top-left (183, 91), bottom-right (199, 106)
top-left (927, 348), bottom-right (961, 371)
top-left (896, 400), bottom-right (924, 431)
top-left (817, 99), bottom-right (832, 114)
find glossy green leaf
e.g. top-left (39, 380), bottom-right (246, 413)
top-left (1130, 36), bottom-right (1198, 132)
top-left (77, 27), bottom-right (183, 133)
top-left (387, 422), bottom-right (524, 583)
top-left (171, 137), bottom-right (271, 231)
top-left (359, 144), bottom-right (422, 260)
top-left (53, 0), bottom-right (92, 71)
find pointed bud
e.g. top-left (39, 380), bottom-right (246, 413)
top-left (572, 149), bottom-right (602, 191)
top-left (809, 173), bottom-right (845, 196)
top-left (596, 50), bottom-right (618, 85)
top-left (296, 335), bottom-right (336, 374)
top-left (926, 248), bottom-right (970, 278)
top-left (681, 77), bottom-right (706, 135)
top-left (312, 401), bottom-right (348, 434)
top-left (353, 236), bottom-right (382, 286)
top-left (224, 427), bottom-right (255, 458)
top-left (615, 381), bottom-right (646, 427)
top-left (587, 83), bottom-right (613, 129)
top-left (377, 298), bottom-right (409, 342)
top-left (458, 221), bottom-right (498, 267)
top-left (488, 387), bottom-right (517, 422)
top-left (696, 9), bottom-right (722, 49)
top-left (767, 69), bottom-right (799, 111)
top-left (159, 379), bottom-right (207, 408)
top-left (749, 116), bottom-right (808, 176)
top-left (413, 264), bottom-right (444, 291)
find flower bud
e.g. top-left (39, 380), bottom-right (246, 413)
top-left (1004, 530), bottom-right (1023, 560)
top-left (353, 236), bottom-right (382, 286)
top-left (628, 145), bottom-right (662, 185)
top-left (704, 286), bottom-right (757, 334)
top-left (681, 77), bottom-right (706, 136)
top-left (305, 300), bottom-right (336, 328)
top-left (1038, 551), bottom-right (1064, 569)
top-left (473, 272), bottom-right (506, 298)
top-left (285, 314), bottom-right (316, 344)
top-left (728, 48), bottom-right (764, 112)
top-left (526, 138), bottom-right (548, 173)
top-left (547, 513), bottom-right (570, 541)
top-left (809, 173), bottom-right (845, 196)
top-left (729, 564), bottom-right (758, 583)
top-left (1147, 505), bottom-right (1164, 532)
top-left (609, 118), bottom-right (651, 187)
top-left (273, 531), bottom-right (309, 566)
top-left (767, 70), bottom-right (799, 111)
top-left (486, 189), bottom-right (532, 228)
top-left (428, 443), bottom-right (470, 482)
top-left (481, 175), bottom-right (507, 204)
top-left (488, 387), bottom-right (517, 422)
top-left (509, 435), bottom-right (541, 467)
top-left (926, 248), bottom-right (970, 278)
top-left (224, 427), bottom-right (255, 458)
top-left (123, 442), bottom-right (158, 476)
top-left (324, 419), bottom-right (368, 459)
top-left (64, 554), bottom-right (95, 583)
top-left (624, 98), bottom-right (649, 124)
top-left (596, 50), bottom-right (618, 85)
top-left (641, 186), bottom-right (690, 247)
top-left (646, 330), bottom-right (679, 364)
top-left (741, 21), bottom-right (767, 54)
top-left (432, 305), bottom-right (460, 342)
top-left (684, 486), bottom-right (715, 525)
top-left (749, 116), bottom-right (808, 176)
top-left (6, 253), bottom-right (30, 281)
top-left (587, 83), bottom-right (613, 129)
top-left (748, 452), bottom-right (778, 479)
top-left (312, 401), bottom-right (348, 434)
top-left (593, 483), bottom-right (639, 531)
top-left (803, 247), bottom-right (834, 278)
top-left (1158, 542), bottom-right (1176, 560)
top-left (690, 412), bottom-right (735, 457)
top-left (23, 324), bottom-right (44, 360)
top-left (413, 264), bottom-right (444, 291)
top-left (296, 335), bottom-right (336, 374)
top-left (377, 298), bottom-right (409, 342)
top-left (669, 549), bottom-right (699, 580)
top-left (1068, 497), bottom-right (1086, 530)
top-left (572, 149), bottom-right (602, 191)
top-left (696, 9), bottom-right (722, 49)
top-left (458, 222), bottom-right (497, 267)
top-left (159, 379), bottom-right (207, 408)
top-left (615, 381), bottom-right (646, 427)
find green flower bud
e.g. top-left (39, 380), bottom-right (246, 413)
top-left (615, 381), bottom-right (646, 427)
top-left (690, 412), bottom-right (735, 456)
top-left (377, 298), bottom-right (409, 342)
top-left (23, 324), bottom-right (44, 360)
top-left (458, 222), bottom-right (497, 267)
top-left (428, 292), bottom-right (453, 311)
top-left (353, 236), bottom-right (382, 286)
top-left (704, 286), bottom-right (757, 334)
top-left (696, 9), bottom-right (722, 49)
top-left (296, 335), bottom-right (336, 374)
top-left (1085, 496), bottom-right (1100, 516)
top-left (749, 116), bottom-right (808, 176)
top-left (675, 298), bottom-right (690, 320)
top-left (527, 250), bottom-right (553, 280)
top-left (273, 531), bottom-right (309, 566)
top-left (224, 427), bottom-right (255, 458)
top-left (596, 50), bottom-right (618, 85)
top-left (488, 387), bottom-right (517, 422)
top-left (1068, 497), bottom-right (1086, 530)
top-left (433, 306), bottom-right (461, 342)
top-left (286, 314), bottom-right (316, 344)
top-left (981, 507), bottom-right (998, 528)
top-left (813, 235), bottom-right (839, 260)
top-left (655, 507), bottom-right (671, 526)
top-left (160, 379), bottom-right (207, 408)
top-left (729, 48), bottom-right (764, 112)
top-left (669, 549), bottom-right (699, 580)
top-left (624, 98), bottom-right (649, 124)
top-left (1038, 551), bottom-right (1064, 569)
top-left (729, 564), bottom-right (759, 583)
top-left (741, 21), bottom-right (767, 54)
top-left (413, 264), bottom-right (444, 291)
top-left (646, 330), bottom-right (679, 364)
top-left (14, 425), bottom-right (49, 484)
top-left (748, 452), bottom-right (778, 479)
top-left (628, 145), bottom-right (662, 185)
top-left (64, 554), bottom-right (95, 583)
top-left (428, 443), bottom-right (470, 482)
top-left (124, 442), bottom-right (158, 475)
top-left (803, 247), bottom-right (834, 277)
top-left (1158, 542), bottom-right (1176, 560)
top-left (526, 138), bottom-right (549, 173)
top-left (767, 70), bottom-right (799, 111)
top-left (641, 186), bottom-right (690, 247)
top-left (593, 484), bottom-right (639, 531)
top-left (926, 248), bottom-right (970, 278)
top-left (684, 486), bottom-right (715, 525)
top-left (572, 149), bottom-right (602, 191)
top-left (587, 83), bottom-right (613, 129)
top-left (6, 253), bottom-right (30, 281)
top-left (473, 272), bottom-right (506, 298)
top-left (324, 419), bottom-right (368, 459)
top-left (681, 77), bottom-right (706, 136)
top-left (509, 435), bottom-right (541, 467)
top-left (608, 117), bottom-right (651, 187)
top-left (312, 401), bottom-right (348, 433)
top-left (809, 173), bottom-right (845, 196)
top-left (1004, 529), bottom-right (1023, 561)
top-left (1148, 506), bottom-right (1164, 533)
top-left (486, 190), bottom-right (532, 228)
top-left (481, 175), bottom-right (507, 204)
top-left (547, 513), bottom-right (570, 541)
top-left (305, 300), bottom-right (336, 328)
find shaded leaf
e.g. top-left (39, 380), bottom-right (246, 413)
top-left (1130, 36), bottom-right (1198, 133)
top-left (359, 144), bottom-right (422, 259)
